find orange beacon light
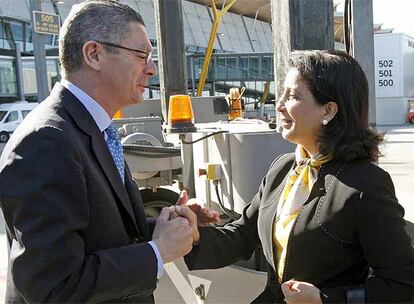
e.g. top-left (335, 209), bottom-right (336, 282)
top-left (167, 94), bottom-right (197, 133)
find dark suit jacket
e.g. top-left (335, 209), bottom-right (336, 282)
top-left (0, 83), bottom-right (158, 303)
top-left (185, 153), bottom-right (414, 303)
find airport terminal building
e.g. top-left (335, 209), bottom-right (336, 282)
top-left (0, 0), bottom-right (273, 103)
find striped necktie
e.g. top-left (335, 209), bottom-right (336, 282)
top-left (105, 122), bottom-right (125, 183)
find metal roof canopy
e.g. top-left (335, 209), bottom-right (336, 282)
top-left (188, 0), bottom-right (271, 23)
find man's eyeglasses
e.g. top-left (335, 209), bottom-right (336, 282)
top-left (96, 41), bottom-right (152, 64)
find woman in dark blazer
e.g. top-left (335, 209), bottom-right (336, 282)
top-left (183, 50), bottom-right (414, 303)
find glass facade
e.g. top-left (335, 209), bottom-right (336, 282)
top-left (0, 18), bottom-right (58, 53)
top-left (187, 53), bottom-right (274, 82)
top-left (0, 7), bottom-right (273, 102)
top-left (0, 58), bottom-right (17, 96)
top-left (22, 59), bottom-right (36, 95)
top-left (0, 16), bottom-right (60, 101)
top-left (22, 57), bottom-right (60, 96)
top-left (0, 56), bottom-right (60, 100)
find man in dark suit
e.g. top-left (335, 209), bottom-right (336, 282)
top-left (0, 1), bottom-right (195, 302)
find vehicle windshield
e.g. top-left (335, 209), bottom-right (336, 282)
top-left (0, 111), bottom-right (7, 122)
top-left (22, 110), bottom-right (31, 118)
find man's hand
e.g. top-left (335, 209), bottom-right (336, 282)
top-left (176, 190), bottom-right (220, 226)
top-left (170, 205), bottom-right (200, 244)
top-left (281, 280), bottom-right (322, 304)
top-left (152, 207), bottom-right (193, 264)
top-left (170, 190), bottom-right (220, 245)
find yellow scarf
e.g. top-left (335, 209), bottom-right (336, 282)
top-left (274, 145), bottom-right (333, 282)
top-left (279, 145), bottom-right (333, 216)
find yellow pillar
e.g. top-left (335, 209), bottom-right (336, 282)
top-left (196, 0), bottom-right (237, 96)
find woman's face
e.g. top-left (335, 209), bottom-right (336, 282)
top-left (276, 68), bottom-right (327, 155)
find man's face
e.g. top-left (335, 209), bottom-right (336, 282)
top-left (100, 22), bottom-right (157, 111)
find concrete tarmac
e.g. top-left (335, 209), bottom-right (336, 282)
top-left (0, 124), bottom-right (413, 302)
top-left (378, 125), bottom-right (414, 221)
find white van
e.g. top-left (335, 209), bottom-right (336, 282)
top-left (0, 102), bottom-right (39, 142)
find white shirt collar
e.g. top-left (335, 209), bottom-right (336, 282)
top-left (60, 78), bottom-right (112, 133)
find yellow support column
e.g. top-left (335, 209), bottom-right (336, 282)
top-left (261, 81), bottom-right (271, 103)
top-left (196, 0), bottom-right (237, 96)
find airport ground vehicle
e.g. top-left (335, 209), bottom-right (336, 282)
top-left (0, 102), bottom-right (38, 142)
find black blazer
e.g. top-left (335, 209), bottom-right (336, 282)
top-left (185, 153), bottom-right (414, 303)
top-left (0, 83), bottom-right (158, 303)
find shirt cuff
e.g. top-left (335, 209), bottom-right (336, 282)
top-left (148, 241), bottom-right (164, 279)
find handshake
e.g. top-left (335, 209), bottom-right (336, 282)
top-left (151, 190), bottom-right (220, 264)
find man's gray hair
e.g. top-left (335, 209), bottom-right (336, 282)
top-left (59, 0), bottom-right (145, 77)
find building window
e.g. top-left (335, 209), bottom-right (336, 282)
top-left (22, 59), bottom-right (37, 95)
top-left (46, 58), bottom-right (59, 90)
top-left (239, 57), bottom-right (249, 79)
top-left (0, 18), bottom-right (58, 52)
top-left (249, 57), bottom-right (259, 77)
top-left (25, 23), bottom-right (33, 52)
top-left (0, 59), bottom-right (17, 96)
top-left (186, 44), bottom-right (198, 53)
top-left (261, 56), bottom-right (272, 76)
top-left (0, 19), bottom-right (24, 50)
top-left (21, 57), bottom-right (61, 97)
top-left (8, 20), bottom-right (23, 41)
top-left (226, 57), bottom-right (237, 79)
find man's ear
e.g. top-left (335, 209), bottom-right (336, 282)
top-left (82, 41), bottom-right (103, 71)
top-left (324, 101), bottom-right (338, 121)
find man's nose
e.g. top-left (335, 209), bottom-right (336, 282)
top-left (146, 59), bottom-right (157, 77)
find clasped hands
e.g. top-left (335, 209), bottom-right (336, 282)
top-left (152, 191), bottom-right (322, 304)
top-left (152, 190), bottom-right (220, 264)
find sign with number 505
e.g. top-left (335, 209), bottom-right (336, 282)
top-left (33, 11), bottom-right (60, 35)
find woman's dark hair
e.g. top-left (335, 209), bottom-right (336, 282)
top-left (288, 49), bottom-right (383, 162)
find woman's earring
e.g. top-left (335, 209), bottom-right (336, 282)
top-left (322, 119), bottom-right (328, 125)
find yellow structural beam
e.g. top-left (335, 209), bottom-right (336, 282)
top-left (196, 0), bottom-right (237, 96)
top-left (261, 81), bottom-right (271, 103)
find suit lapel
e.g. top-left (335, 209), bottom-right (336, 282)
top-left (125, 166), bottom-right (150, 240)
top-left (292, 158), bottom-right (344, 232)
top-left (52, 83), bottom-right (139, 233)
top-left (90, 135), bottom-right (139, 230)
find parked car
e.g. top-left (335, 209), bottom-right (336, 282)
top-left (407, 109), bottom-right (414, 124)
top-left (0, 101), bottom-right (39, 142)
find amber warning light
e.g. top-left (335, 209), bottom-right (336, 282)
top-left (167, 95), bottom-right (197, 133)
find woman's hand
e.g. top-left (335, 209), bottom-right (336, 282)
top-left (281, 280), bottom-right (322, 304)
top-left (170, 190), bottom-right (220, 245)
top-left (175, 190), bottom-right (220, 226)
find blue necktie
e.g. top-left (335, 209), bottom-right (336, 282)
top-left (105, 122), bottom-right (125, 183)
